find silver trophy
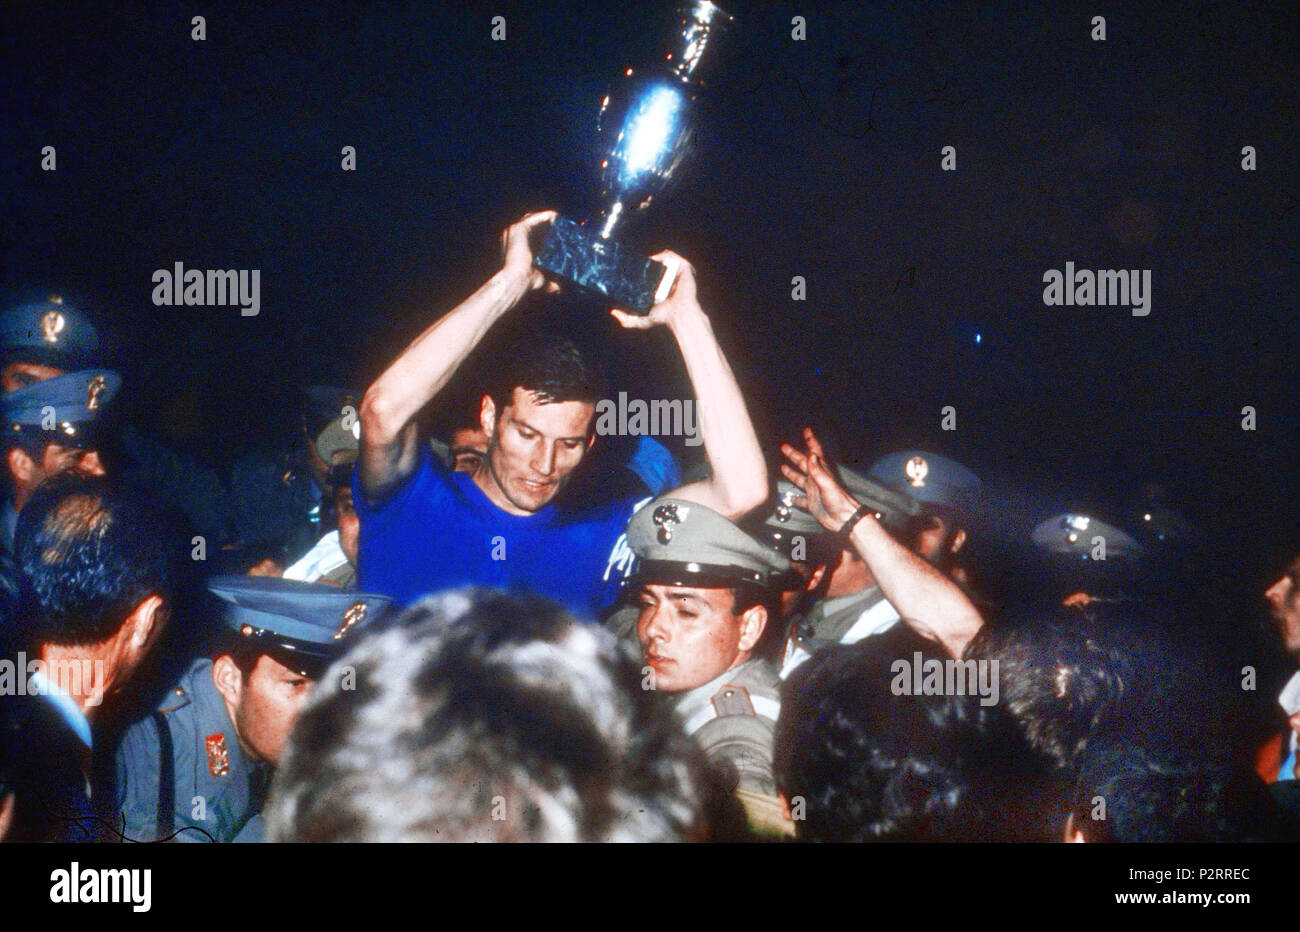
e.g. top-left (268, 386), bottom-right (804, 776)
top-left (534, 2), bottom-right (734, 312)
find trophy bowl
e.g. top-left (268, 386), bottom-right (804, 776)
top-left (534, 2), bottom-right (735, 312)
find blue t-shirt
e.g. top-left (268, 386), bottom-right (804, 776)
top-left (354, 447), bottom-right (646, 619)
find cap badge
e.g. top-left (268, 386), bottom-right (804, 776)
top-left (41, 310), bottom-right (66, 344)
top-left (205, 734), bottom-right (231, 777)
top-left (905, 455), bottom-right (928, 488)
top-left (86, 374), bottom-right (107, 411)
top-left (775, 489), bottom-right (799, 523)
top-left (652, 503), bottom-right (682, 544)
top-left (335, 602), bottom-right (367, 640)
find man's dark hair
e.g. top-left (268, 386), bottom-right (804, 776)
top-left (213, 637), bottom-right (261, 682)
top-left (775, 624), bottom-right (1055, 842)
top-left (14, 472), bottom-right (175, 646)
top-left (731, 582), bottom-right (786, 666)
top-left (1070, 731), bottom-right (1285, 842)
top-left (964, 614), bottom-right (1129, 776)
top-left (266, 587), bottom-right (744, 842)
top-left (485, 332), bottom-right (607, 422)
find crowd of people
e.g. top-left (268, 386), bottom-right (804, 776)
top-left (1, 210), bottom-right (1297, 842)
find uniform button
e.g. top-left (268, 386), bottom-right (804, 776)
top-left (174, 687), bottom-right (184, 695)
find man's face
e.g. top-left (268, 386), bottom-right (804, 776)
top-left (479, 388), bottom-right (593, 515)
top-left (335, 484), bottom-right (359, 566)
top-left (1, 362), bottom-right (64, 393)
top-left (229, 654), bottom-right (315, 765)
top-left (636, 583), bottom-right (763, 693)
top-left (8, 441), bottom-right (106, 503)
top-left (42, 442), bottom-right (105, 480)
top-left (912, 514), bottom-right (965, 568)
top-left (449, 425), bottom-right (489, 474)
top-left (1264, 556), bottom-right (1300, 658)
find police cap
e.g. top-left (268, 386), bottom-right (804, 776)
top-left (208, 575), bottom-right (389, 676)
top-left (0, 296), bottom-right (100, 367)
top-left (1, 369), bottom-right (120, 449)
top-left (868, 450), bottom-right (981, 517)
top-left (627, 498), bottom-right (791, 590)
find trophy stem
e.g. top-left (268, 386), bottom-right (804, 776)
top-left (597, 203), bottom-right (624, 240)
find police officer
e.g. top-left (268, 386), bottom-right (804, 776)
top-left (869, 450), bottom-right (984, 595)
top-left (284, 414), bottom-right (361, 587)
top-left (780, 428), bottom-right (985, 661)
top-left (113, 576), bottom-right (389, 842)
top-left (1, 294), bottom-right (242, 544)
top-left (0, 369), bottom-right (120, 551)
top-left (1030, 511), bottom-right (1146, 610)
top-left (625, 497), bottom-right (791, 835)
top-left (756, 467), bottom-right (919, 679)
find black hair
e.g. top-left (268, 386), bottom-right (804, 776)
top-left (964, 614), bottom-right (1129, 777)
top-left (731, 582), bottom-right (785, 665)
top-left (485, 332), bottom-right (607, 424)
top-left (775, 624), bottom-right (1056, 842)
top-left (266, 587), bottom-right (745, 842)
top-left (14, 472), bottom-right (176, 646)
top-left (1070, 730), bottom-right (1286, 842)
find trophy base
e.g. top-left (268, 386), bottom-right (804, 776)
top-left (534, 216), bottom-right (668, 313)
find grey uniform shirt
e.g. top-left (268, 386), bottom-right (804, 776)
top-left (671, 657), bottom-right (782, 797)
top-left (781, 585), bottom-right (901, 678)
top-left (114, 658), bottom-right (269, 842)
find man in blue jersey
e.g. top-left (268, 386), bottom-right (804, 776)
top-left (355, 209), bottom-right (767, 618)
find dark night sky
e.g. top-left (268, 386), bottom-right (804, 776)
top-left (2, 0), bottom-right (1297, 581)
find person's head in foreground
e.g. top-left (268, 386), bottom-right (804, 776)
top-left (775, 624), bottom-right (1056, 842)
top-left (964, 613), bottom-right (1130, 778)
top-left (1067, 729), bottom-right (1287, 842)
top-left (264, 587), bottom-right (744, 841)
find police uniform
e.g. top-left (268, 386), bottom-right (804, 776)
top-left (113, 577), bottom-right (388, 843)
top-left (754, 470), bottom-right (918, 679)
top-left (625, 498), bottom-right (791, 834)
top-left (0, 369), bottom-right (121, 552)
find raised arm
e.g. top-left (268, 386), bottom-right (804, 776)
top-left (610, 252), bottom-right (767, 519)
top-left (780, 428), bottom-right (984, 657)
top-left (359, 210), bottom-right (557, 502)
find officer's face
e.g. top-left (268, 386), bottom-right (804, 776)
top-left (479, 389), bottom-right (594, 515)
top-left (232, 654), bottom-right (315, 765)
top-left (1264, 556), bottom-right (1300, 657)
top-left (1, 362), bottom-right (64, 393)
top-left (8, 442), bottom-right (105, 501)
top-left (636, 584), bottom-right (763, 692)
top-left (42, 443), bottom-right (105, 479)
top-left (912, 515), bottom-right (965, 569)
